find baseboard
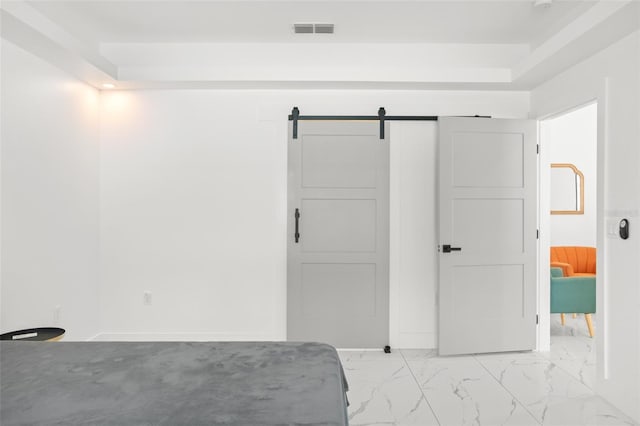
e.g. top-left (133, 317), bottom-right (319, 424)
top-left (90, 332), bottom-right (281, 342)
top-left (87, 331), bottom-right (437, 348)
top-left (392, 331), bottom-right (437, 349)
top-left (85, 333), bottom-right (102, 342)
top-left (336, 348), bottom-right (387, 351)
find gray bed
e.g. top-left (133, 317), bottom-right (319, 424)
top-left (0, 341), bottom-right (349, 425)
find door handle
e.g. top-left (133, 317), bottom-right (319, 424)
top-left (295, 208), bottom-right (300, 243)
top-left (442, 244), bottom-right (461, 253)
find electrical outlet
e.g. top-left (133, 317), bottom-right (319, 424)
top-left (143, 291), bottom-right (152, 306)
top-left (53, 305), bottom-right (61, 324)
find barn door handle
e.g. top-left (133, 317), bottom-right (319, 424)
top-left (442, 244), bottom-right (461, 253)
top-left (295, 208), bottom-right (300, 243)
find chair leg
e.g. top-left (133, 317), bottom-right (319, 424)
top-left (585, 313), bottom-right (594, 338)
top-left (560, 313), bottom-right (565, 325)
top-left (572, 313), bottom-right (577, 319)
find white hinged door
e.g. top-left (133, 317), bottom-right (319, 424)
top-left (438, 117), bottom-right (537, 355)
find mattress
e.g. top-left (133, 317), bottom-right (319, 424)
top-left (0, 341), bottom-right (349, 425)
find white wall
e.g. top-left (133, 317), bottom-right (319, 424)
top-left (531, 31), bottom-right (640, 423)
top-left (98, 90), bottom-right (529, 345)
top-left (0, 40), bottom-right (100, 341)
top-left (389, 121), bottom-right (438, 348)
top-left (547, 103), bottom-right (598, 247)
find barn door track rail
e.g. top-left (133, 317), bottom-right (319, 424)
top-left (289, 107), bottom-right (439, 139)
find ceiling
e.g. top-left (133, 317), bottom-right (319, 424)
top-left (1, 0), bottom-right (639, 90)
top-left (27, 0), bottom-right (597, 46)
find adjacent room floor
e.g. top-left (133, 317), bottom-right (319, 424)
top-left (339, 314), bottom-right (638, 425)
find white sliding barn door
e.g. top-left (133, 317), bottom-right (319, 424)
top-left (438, 117), bottom-right (538, 356)
top-left (287, 121), bottom-right (389, 349)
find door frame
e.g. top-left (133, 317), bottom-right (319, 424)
top-left (536, 97), bottom-right (606, 363)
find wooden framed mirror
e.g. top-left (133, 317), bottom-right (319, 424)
top-left (550, 163), bottom-right (584, 215)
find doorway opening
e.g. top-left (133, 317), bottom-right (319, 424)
top-left (539, 102), bottom-right (598, 382)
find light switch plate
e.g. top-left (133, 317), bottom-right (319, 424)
top-left (607, 217), bottom-right (620, 238)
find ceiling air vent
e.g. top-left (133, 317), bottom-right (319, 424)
top-left (294, 23), bottom-right (314, 34)
top-left (314, 24), bottom-right (334, 34)
top-left (293, 23), bottom-right (334, 34)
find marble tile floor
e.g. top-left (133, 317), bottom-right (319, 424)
top-left (338, 314), bottom-right (637, 426)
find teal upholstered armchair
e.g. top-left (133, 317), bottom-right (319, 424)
top-left (550, 267), bottom-right (596, 337)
